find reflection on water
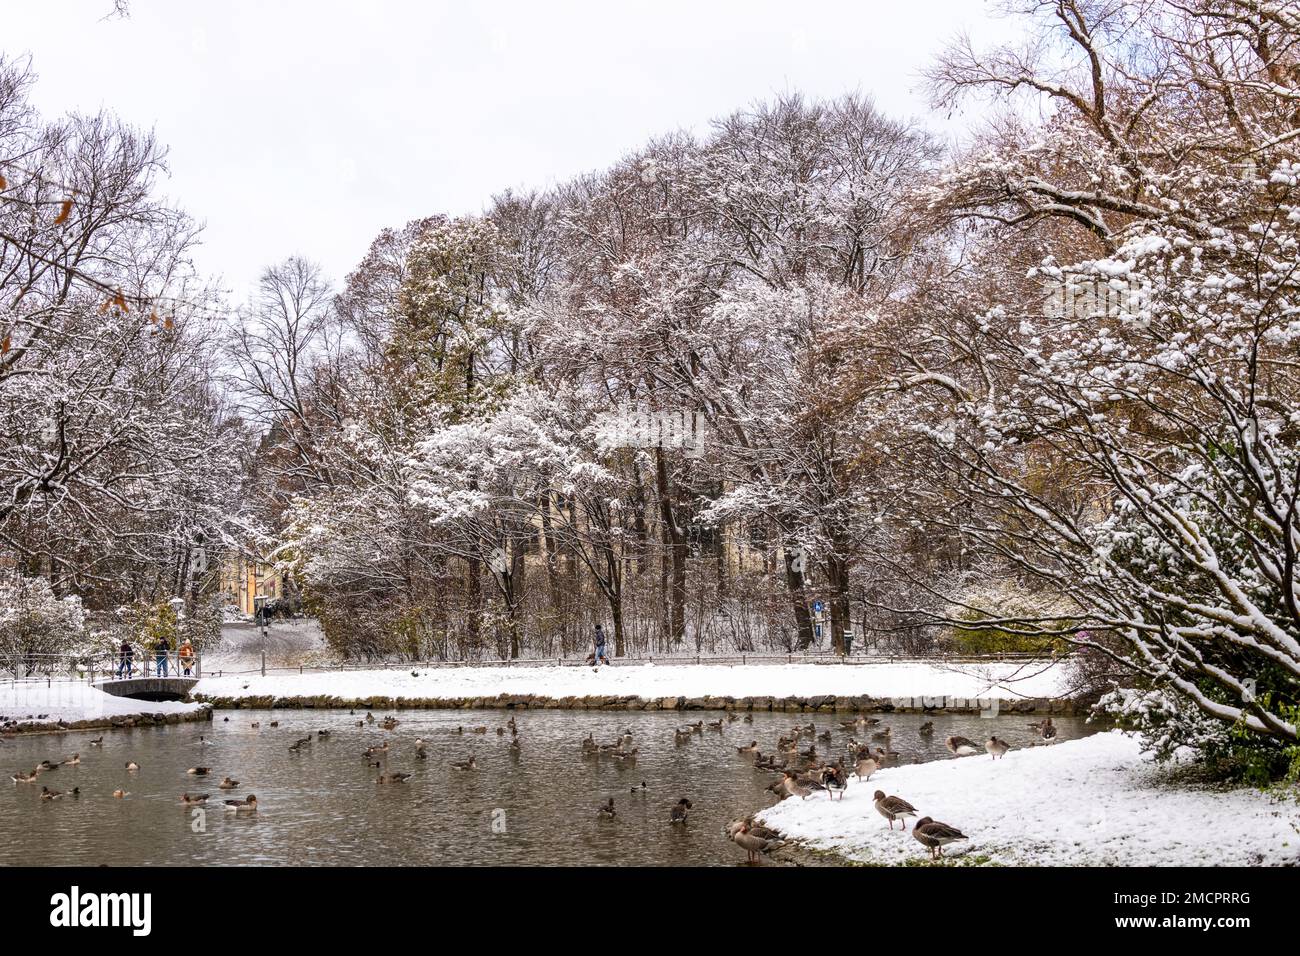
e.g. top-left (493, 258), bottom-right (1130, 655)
top-left (0, 709), bottom-right (1094, 866)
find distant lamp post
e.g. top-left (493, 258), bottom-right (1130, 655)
top-left (254, 594), bottom-right (268, 677)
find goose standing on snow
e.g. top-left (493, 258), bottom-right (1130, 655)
top-left (913, 817), bottom-right (969, 859)
top-left (873, 790), bottom-right (918, 830)
top-left (985, 735), bottom-right (1010, 760)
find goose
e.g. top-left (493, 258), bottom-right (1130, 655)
top-left (673, 729), bottom-right (692, 745)
top-left (41, 786), bottom-right (78, 800)
top-left (817, 730), bottom-right (832, 743)
top-left (688, 720), bottom-right (704, 735)
top-left (730, 821), bottom-right (776, 863)
top-left (289, 737), bottom-right (312, 752)
top-left (36, 760), bottom-right (58, 772)
top-left (619, 732), bottom-right (634, 749)
top-left (820, 762), bottom-right (849, 800)
top-left (506, 717), bottom-right (518, 735)
top-left (945, 735), bottom-right (980, 756)
top-left (839, 715), bottom-right (868, 730)
top-left (11, 769), bottom-right (38, 783)
top-left (125, 761), bottom-right (140, 772)
top-left (912, 817), bottom-right (969, 859)
top-left (670, 798), bottom-right (692, 824)
top-left (469, 726), bottom-right (488, 735)
top-left (918, 721), bottom-right (934, 735)
top-left (854, 755), bottom-right (880, 781)
top-left (180, 793), bottom-right (209, 805)
top-left (742, 713), bottom-right (753, 724)
top-left (581, 733), bottom-right (598, 754)
top-left (365, 712), bottom-right (375, 724)
top-left (611, 747), bottom-right (638, 762)
top-left (378, 772), bottom-right (413, 784)
top-left (597, 797), bottom-right (616, 818)
top-left (985, 735), bottom-right (1011, 760)
top-left (780, 771), bottom-right (820, 801)
top-left (507, 738), bottom-right (521, 755)
top-left (707, 719), bottom-right (725, 731)
top-left (736, 741), bottom-right (760, 754)
top-left (871, 725), bottom-right (892, 741)
top-left (186, 767), bottom-right (211, 776)
top-left (363, 743), bottom-right (389, 758)
top-left (727, 712), bottom-right (740, 723)
top-left (224, 794), bottom-right (258, 812)
top-left (87, 736), bottom-right (104, 747)
top-left (1040, 718), bottom-right (1059, 742)
top-left (112, 789), bottom-right (128, 799)
top-left (218, 777), bottom-right (239, 789)
top-left (873, 790), bottom-right (918, 829)
top-left (451, 755), bottom-right (478, 771)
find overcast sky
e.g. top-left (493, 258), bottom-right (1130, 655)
top-left (4, 1), bottom-right (1009, 300)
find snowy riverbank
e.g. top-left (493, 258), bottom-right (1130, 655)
top-left (0, 682), bottom-right (208, 733)
top-left (757, 731), bottom-right (1300, 866)
top-left (194, 659), bottom-right (1072, 709)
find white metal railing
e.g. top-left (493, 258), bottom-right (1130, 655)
top-left (0, 651), bottom-right (202, 684)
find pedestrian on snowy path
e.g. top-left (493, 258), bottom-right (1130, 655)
top-left (179, 638), bottom-right (195, 676)
top-left (154, 635), bottom-right (170, 677)
top-left (117, 639), bottom-right (134, 679)
top-left (593, 624), bottom-right (610, 667)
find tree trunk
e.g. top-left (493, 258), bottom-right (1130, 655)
top-left (655, 446), bottom-right (687, 645)
top-left (783, 539), bottom-right (815, 649)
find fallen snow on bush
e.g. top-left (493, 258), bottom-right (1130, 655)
top-left (757, 731), bottom-right (1300, 866)
top-left (194, 659), bottom-right (1069, 703)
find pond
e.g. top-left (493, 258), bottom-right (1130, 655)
top-left (1, 708), bottom-right (1096, 866)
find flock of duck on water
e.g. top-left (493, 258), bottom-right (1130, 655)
top-left (8, 707), bottom-right (1060, 864)
top-left (725, 711), bottom-right (1060, 862)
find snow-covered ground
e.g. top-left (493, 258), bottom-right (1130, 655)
top-left (194, 659), bottom-right (1069, 703)
top-left (206, 618), bottom-right (330, 674)
top-left (758, 731), bottom-right (1300, 866)
top-left (0, 682), bottom-right (205, 729)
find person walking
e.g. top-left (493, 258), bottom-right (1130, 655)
top-left (593, 624), bottom-right (610, 668)
top-left (117, 639), bottom-right (134, 679)
top-left (154, 635), bottom-right (170, 678)
top-left (178, 638), bottom-right (195, 677)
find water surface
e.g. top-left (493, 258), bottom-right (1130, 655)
top-left (1, 709), bottom-right (1094, 866)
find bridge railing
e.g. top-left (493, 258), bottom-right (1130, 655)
top-left (0, 651), bottom-right (201, 684)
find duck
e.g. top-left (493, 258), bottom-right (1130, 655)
top-left (631, 781), bottom-right (647, 794)
top-left (871, 725), bottom-right (892, 741)
top-left (218, 777), bottom-right (240, 789)
top-left (180, 793), bottom-right (209, 805)
top-left (729, 821), bottom-right (776, 863)
top-left (597, 797), bottom-right (616, 818)
top-left (873, 791), bottom-right (918, 829)
top-left (670, 798), bottom-right (692, 824)
top-left (912, 817), bottom-right (969, 859)
top-left (985, 735), bottom-right (1010, 760)
top-left (11, 769), bottom-right (38, 783)
top-left (581, 733), bottom-right (598, 754)
top-left (316, 729), bottom-right (331, 739)
top-left (469, 726), bottom-right (488, 735)
top-left (839, 715), bottom-right (869, 730)
top-left (250, 721), bottom-right (260, 729)
top-left (817, 730), bottom-right (832, 743)
top-left (112, 789), bottom-right (128, 799)
top-left (41, 786), bottom-right (79, 800)
top-left (186, 767), bottom-right (211, 776)
top-left (269, 721), bottom-right (279, 728)
top-left (736, 741), bottom-right (760, 754)
top-left (727, 712), bottom-right (740, 723)
top-left (363, 743), bottom-right (389, 758)
top-left (289, 737), bottom-right (312, 752)
top-left (36, 760), bottom-right (58, 772)
top-left (854, 755), bottom-right (880, 782)
top-left (378, 772), bottom-right (413, 784)
top-left (820, 762), bottom-right (848, 800)
top-left (87, 736), bottom-right (104, 747)
top-left (380, 717), bottom-right (399, 730)
top-left (1040, 718), bottom-right (1058, 742)
top-left (507, 738), bottom-right (521, 755)
top-left (918, 721), bottom-right (934, 735)
top-left (687, 720), bottom-right (704, 735)
top-left (451, 755), bottom-right (478, 771)
top-left (742, 713), bottom-right (753, 724)
top-left (673, 729), bottom-right (692, 745)
top-left (945, 735), bottom-right (980, 756)
top-left (224, 794), bottom-right (258, 812)
top-left (125, 761), bottom-right (140, 772)
top-left (365, 712), bottom-right (375, 724)
top-left (707, 719), bottom-right (725, 731)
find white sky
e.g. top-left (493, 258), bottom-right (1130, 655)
top-left (3, 1), bottom-right (1009, 300)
